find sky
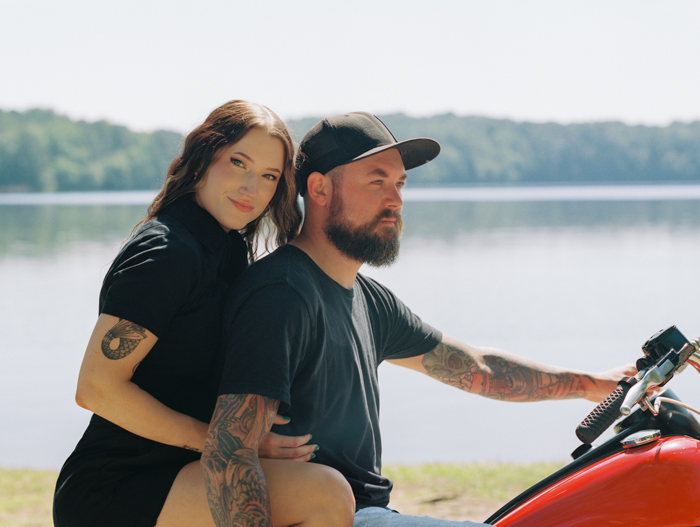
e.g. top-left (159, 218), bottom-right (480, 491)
top-left (2, 0), bottom-right (700, 133)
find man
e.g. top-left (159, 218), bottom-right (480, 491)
top-left (202, 112), bottom-right (634, 526)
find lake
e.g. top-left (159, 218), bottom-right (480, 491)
top-left (1, 186), bottom-right (700, 470)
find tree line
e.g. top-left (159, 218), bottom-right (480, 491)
top-left (2, 108), bottom-right (699, 192)
top-left (0, 109), bottom-right (181, 192)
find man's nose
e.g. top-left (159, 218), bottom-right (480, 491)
top-left (385, 183), bottom-right (403, 209)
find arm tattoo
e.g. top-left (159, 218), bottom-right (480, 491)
top-left (423, 342), bottom-right (596, 402)
top-left (421, 342), bottom-right (479, 392)
top-left (202, 394), bottom-right (278, 527)
top-left (101, 319), bottom-right (147, 360)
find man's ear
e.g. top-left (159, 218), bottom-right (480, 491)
top-left (305, 171), bottom-right (332, 207)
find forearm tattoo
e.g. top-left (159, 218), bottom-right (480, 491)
top-left (423, 342), bottom-right (596, 402)
top-left (101, 319), bottom-right (147, 360)
top-left (202, 394), bottom-right (278, 527)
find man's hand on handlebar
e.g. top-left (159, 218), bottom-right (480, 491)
top-left (583, 363), bottom-right (638, 403)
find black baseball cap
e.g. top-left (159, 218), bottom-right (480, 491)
top-left (295, 112), bottom-right (440, 195)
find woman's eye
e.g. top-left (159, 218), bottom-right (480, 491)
top-left (231, 158), bottom-right (243, 167)
top-left (263, 173), bottom-right (279, 181)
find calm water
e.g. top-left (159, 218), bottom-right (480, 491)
top-left (1, 188), bottom-right (700, 469)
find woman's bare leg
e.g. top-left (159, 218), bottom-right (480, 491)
top-left (156, 459), bottom-right (355, 527)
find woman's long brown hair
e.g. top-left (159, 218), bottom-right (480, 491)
top-left (141, 100), bottom-right (301, 258)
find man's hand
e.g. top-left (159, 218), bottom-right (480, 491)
top-left (258, 415), bottom-right (318, 461)
top-left (583, 363), bottom-right (637, 402)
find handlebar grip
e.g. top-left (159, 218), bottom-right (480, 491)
top-left (575, 382), bottom-right (631, 444)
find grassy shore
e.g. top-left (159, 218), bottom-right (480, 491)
top-left (0, 468), bottom-right (57, 527)
top-left (384, 462), bottom-right (563, 522)
top-left (0, 462), bottom-right (562, 526)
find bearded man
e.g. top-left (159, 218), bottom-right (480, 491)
top-left (202, 112), bottom-right (634, 526)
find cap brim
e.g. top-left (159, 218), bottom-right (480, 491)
top-left (350, 137), bottom-right (440, 171)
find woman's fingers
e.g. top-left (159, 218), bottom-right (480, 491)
top-left (272, 414), bottom-right (291, 426)
top-left (258, 431), bottom-right (318, 461)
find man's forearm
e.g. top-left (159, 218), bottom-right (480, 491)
top-left (201, 394), bottom-right (278, 527)
top-left (421, 337), bottom-right (598, 402)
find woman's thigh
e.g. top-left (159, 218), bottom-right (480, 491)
top-left (156, 459), bottom-right (354, 527)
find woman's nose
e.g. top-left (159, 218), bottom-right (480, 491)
top-left (239, 172), bottom-right (258, 197)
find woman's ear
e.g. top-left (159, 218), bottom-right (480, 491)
top-left (305, 171), bottom-right (331, 207)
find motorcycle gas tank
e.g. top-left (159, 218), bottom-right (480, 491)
top-left (493, 436), bottom-right (700, 527)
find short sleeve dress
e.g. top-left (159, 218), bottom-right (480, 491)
top-left (53, 197), bottom-right (249, 527)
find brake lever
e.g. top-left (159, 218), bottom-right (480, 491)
top-left (621, 339), bottom-right (700, 415)
top-left (620, 362), bottom-right (673, 415)
top-left (688, 350), bottom-right (700, 374)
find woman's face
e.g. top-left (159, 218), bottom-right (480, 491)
top-left (195, 127), bottom-right (285, 232)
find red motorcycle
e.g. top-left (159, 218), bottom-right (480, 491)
top-left (487, 325), bottom-right (700, 527)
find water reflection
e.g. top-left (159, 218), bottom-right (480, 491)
top-left (3, 200), bottom-right (699, 258)
top-left (0, 205), bottom-right (147, 257)
top-left (402, 200), bottom-right (700, 240)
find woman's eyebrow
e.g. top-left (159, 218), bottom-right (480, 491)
top-left (232, 151), bottom-right (281, 174)
top-left (231, 151), bottom-right (253, 162)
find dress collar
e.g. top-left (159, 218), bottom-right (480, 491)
top-left (163, 197), bottom-right (244, 254)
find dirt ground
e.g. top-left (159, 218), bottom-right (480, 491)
top-left (388, 486), bottom-right (506, 523)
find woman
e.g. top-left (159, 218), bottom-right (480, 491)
top-left (53, 100), bottom-right (355, 527)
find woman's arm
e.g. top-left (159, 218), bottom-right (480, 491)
top-left (76, 313), bottom-right (209, 451)
top-left (77, 313), bottom-right (320, 456)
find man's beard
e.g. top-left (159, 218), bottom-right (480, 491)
top-left (324, 190), bottom-right (403, 267)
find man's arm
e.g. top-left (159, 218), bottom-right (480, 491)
top-left (388, 335), bottom-right (635, 403)
top-left (201, 393), bottom-right (279, 527)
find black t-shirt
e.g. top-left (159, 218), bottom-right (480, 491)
top-left (54, 197), bottom-right (249, 527)
top-left (220, 245), bottom-right (442, 509)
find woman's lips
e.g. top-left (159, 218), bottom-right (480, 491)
top-left (229, 198), bottom-right (254, 213)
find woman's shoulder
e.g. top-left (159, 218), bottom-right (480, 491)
top-left (131, 214), bottom-right (193, 244)
top-left (115, 216), bottom-right (202, 272)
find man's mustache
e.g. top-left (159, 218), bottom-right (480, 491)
top-left (372, 209), bottom-right (403, 229)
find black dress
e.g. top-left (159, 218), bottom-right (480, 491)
top-left (53, 198), bottom-right (248, 527)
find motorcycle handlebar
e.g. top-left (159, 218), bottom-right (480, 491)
top-left (575, 332), bottom-right (700, 446)
top-left (575, 379), bottom-right (633, 444)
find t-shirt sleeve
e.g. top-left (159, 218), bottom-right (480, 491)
top-left (100, 228), bottom-right (198, 338)
top-left (218, 283), bottom-right (310, 413)
top-left (365, 278), bottom-right (443, 362)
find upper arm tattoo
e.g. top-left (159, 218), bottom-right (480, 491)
top-left (422, 342), bottom-right (594, 402)
top-left (421, 342), bottom-right (480, 392)
top-left (202, 394), bottom-right (278, 527)
top-left (101, 319), bottom-right (147, 360)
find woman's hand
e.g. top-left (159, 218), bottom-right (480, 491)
top-left (258, 415), bottom-right (318, 461)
